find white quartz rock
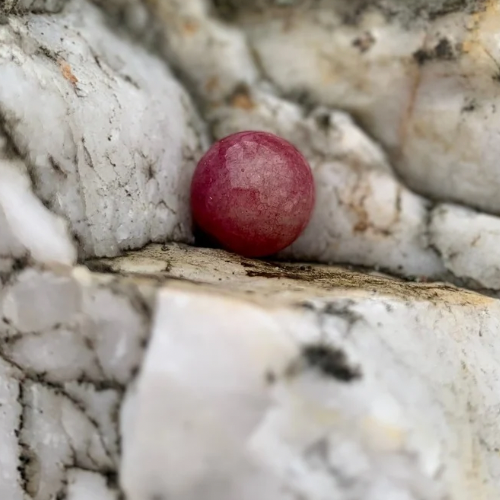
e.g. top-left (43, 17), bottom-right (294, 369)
top-left (21, 380), bottom-right (114, 499)
top-left (83, 0), bottom-right (500, 289)
top-left (95, 0), bottom-right (259, 102)
top-left (121, 289), bottom-right (300, 500)
top-left (65, 468), bottom-right (118, 500)
top-left (210, 89), bottom-right (444, 277)
top-left (124, 292), bottom-right (445, 500)
top-left (125, 0), bottom-right (500, 287)
top-left (224, 1), bottom-right (500, 215)
top-left (136, 0), bottom-right (259, 102)
top-left (0, 263), bottom-right (151, 500)
top-left (0, 242), bottom-right (498, 499)
top-left (0, 158), bottom-right (76, 267)
top-left (0, 357), bottom-right (23, 500)
top-left (0, 200), bottom-right (28, 278)
top-left (0, 0), bottom-right (208, 258)
top-left (229, 2), bottom-right (422, 151)
top-left (117, 245), bottom-right (500, 500)
top-left (429, 204), bottom-right (500, 290)
top-left (2, 269), bottom-right (81, 332)
top-left (97, 0), bottom-right (443, 279)
top-left (3, 3), bottom-right (500, 500)
top-left (90, 0), bottom-right (151, 37)
top-left (0, 0), bottom-right (66, 14)
top-left (0, 267), bottom-right (149, 385)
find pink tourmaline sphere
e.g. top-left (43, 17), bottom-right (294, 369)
top-left (190, 131), bottom-right (315, 257)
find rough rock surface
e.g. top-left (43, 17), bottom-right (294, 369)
top-left (0, 0), bottom-right (67, 14)
top-left (4, 0), bottom-right (500, 288)
top-left (3, 243), bottom-right (497, 500)
top-left (221, 0), bottom-right (498, 211)
top-left (204, 0), bottom-right (500, 289)
top-left (0, 263), bottom-right (150, 500)
top-left (2, 1), bottom-right (500, 500)
top-left (97, 244), bottom-right (500, 500)
top-left (0, 0), bottom-right (207, 259)
top-left (89, 0), bottom-right (500, 291)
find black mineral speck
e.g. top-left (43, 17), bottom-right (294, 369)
top-left (414, 38), bottom-right (458, 65)
top-left (302, 344), bottom-right (361, 382)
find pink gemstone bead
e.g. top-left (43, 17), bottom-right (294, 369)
top-left (190, 131), bottom-right (315, 257)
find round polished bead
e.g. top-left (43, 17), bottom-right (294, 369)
top-left (191, 130), bottom-right (315, 257)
